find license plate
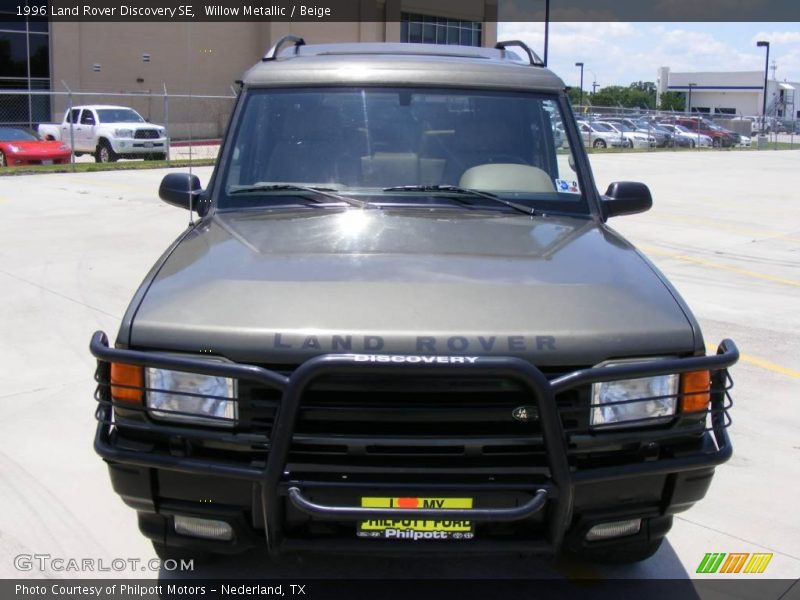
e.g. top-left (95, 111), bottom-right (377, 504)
top-left (357, 497), bottom-right (474, 540)
top-left (143, 142), bottom-right (154, 148)
top-left (42, 160), bottom-right (53, 165)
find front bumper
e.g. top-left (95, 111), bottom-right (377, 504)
top-left (90, 332), bottom-right (738, 556)
top-left (5, 151), bottom-right (71, 166)
top-left (109, 137), bottom-right (169, 155)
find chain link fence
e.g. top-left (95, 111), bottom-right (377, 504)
top-left (0, 85), bottom-right (237, 143)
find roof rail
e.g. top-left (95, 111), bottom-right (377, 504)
top-left (494, 40), bottom-right (544, 67)
top-left (263, 35), bottom-right (306, 61)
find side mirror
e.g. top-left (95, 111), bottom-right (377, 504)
top-left (159, 173), bottom-right (207, 216)
top-left (601, 181), bottom-right (652, 219)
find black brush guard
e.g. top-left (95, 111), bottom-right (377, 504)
top-left (90, 331), bottom-right (738, 554)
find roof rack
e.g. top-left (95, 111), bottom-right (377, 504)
top-left (263, 35), bottom-right (306, 61)
top-left (494, 40), bottom-right (544, 67)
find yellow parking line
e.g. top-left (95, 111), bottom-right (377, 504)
top-left (640, 245), bottom-right (800, 288)
top-left (706, 345), bottom-right (800, 379)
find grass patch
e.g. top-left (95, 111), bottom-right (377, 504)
top-left (0, 158), bottom-right (215, 176)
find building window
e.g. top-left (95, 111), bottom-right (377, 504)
top-left (400, 13), bottom-right (482, 47)
top-left (0, 10), bottom-right (51, 127)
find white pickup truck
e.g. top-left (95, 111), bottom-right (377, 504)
top-left (38, 105), bottom-right (169, 162)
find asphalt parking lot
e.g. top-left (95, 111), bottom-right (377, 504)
top-left (0, 151), bottom-right (798, 592)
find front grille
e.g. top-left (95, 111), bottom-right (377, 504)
top-left (238, 369), bottom-right (587, 483)
top-left (134, 129), bottom-right (159, 139)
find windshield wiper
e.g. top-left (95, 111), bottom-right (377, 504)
top-left (229, 184), bottom-right (369, 208)
top-left (382, 185), bottom-right (535, 216)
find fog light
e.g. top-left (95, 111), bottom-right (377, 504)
top-left (173, 516), bottom-right (233, 541)
top-left (585, 518), bottom-right (641, 541)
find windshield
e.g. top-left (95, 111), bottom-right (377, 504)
top-left (96, 109), bottom-right (145, 124)
top-left (220, 87), bottom-right (588, 215)
top-left (0, 127), bottom-right (38, 141)
top-left (613, 122), bottom-right (635, 132)
top-left (589, 122), bottom-right (616, 133)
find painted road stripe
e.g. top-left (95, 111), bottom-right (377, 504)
top-left (640, 245), bottom-right (800, 288)
top-left (706, 345), bottom-right (800, 380)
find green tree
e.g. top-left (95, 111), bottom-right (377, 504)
top-left (659, 91), bottom-right (685, 111)
top-left (590, 86), bottom-right (627, 107)
top-left (566, 87), bottom-right (584, 106)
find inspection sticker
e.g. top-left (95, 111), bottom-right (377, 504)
top-left (555, 179), bottom-right (580, 194)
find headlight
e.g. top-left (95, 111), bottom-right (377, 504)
top-left (145, 368), bottom-right (237, 427)
top-left (114, 128), bottom-right (134, 138)
top-left (591, 365), bottom-right (678, 429)
top-left (7, 144), bottom-right (21, 153)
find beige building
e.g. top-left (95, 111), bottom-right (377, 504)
top-left (2, 1), bottom-right (498, 136)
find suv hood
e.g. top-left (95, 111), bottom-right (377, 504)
top-left (128, 208), bottom-right (696, 365)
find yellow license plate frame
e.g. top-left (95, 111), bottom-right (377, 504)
top-left (357, 496), bottom-right (475, 540)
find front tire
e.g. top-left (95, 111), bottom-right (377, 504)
top-left (0, 150), bottom-right (6, 167)
top-left (95, 140), bottom-right (118, 163)
top-left (712, 138), bottom-right (721, 148)
top-left (592, 139), bottom-right (607, 149)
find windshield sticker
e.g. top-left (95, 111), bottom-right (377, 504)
top-left (555, 179), bottom-right (580, 194)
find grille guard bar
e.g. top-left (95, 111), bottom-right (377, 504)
top-left (89, 331), bottom-right (739, 553)
top-left (287, 487), bottom-right (549, 521)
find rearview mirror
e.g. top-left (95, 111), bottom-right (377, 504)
top-left (159, 173), bottom-right (207, 216)
top-left (601, 181), bottom-right (652, 219)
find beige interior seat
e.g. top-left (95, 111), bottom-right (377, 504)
top-left (459, 163), bottom-right (557, 194)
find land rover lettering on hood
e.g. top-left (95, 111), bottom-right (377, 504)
top-left (90, 39), bottom-right (738, 565)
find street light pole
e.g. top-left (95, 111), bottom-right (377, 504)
top-left (575, 62), bottom-right (584, 108)
top-left (757, 41), bottom-right (770, 134)
top-left (687, 82), bottom-right (696, 115)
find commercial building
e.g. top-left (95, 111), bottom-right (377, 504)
top-left (657, 66), bottom-right (797, 120)
top-left (0, 0), bottom-right (498, 135)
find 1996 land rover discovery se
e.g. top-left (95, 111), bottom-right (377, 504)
top-left (90, 39), bottom-right (738, 564)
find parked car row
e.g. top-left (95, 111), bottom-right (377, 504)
top-left (577, 114), bottom-right (751, 149)
top-left (0, 105), bottom-right (170, 168)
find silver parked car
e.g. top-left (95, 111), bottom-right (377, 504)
top-left (600, 121), bottom-right (655, 148)
top-left (577, 120), bottom-right (628, 148)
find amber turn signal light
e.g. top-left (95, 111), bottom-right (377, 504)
top-left (110, 362), bottom-right (144, 404)
top-left (680, 370), bottom-right (711, 413)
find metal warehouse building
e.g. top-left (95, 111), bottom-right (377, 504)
top-left (657, 66), bottom-right (797, 120)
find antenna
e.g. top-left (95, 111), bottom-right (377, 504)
top-left (187, 22), bottom-right (194, 227)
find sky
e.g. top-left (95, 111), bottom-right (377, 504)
top-left (497, 22), bottom-right (800, 90)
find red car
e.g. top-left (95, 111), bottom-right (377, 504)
top-left (0, 127), bottom-right (72, 167)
